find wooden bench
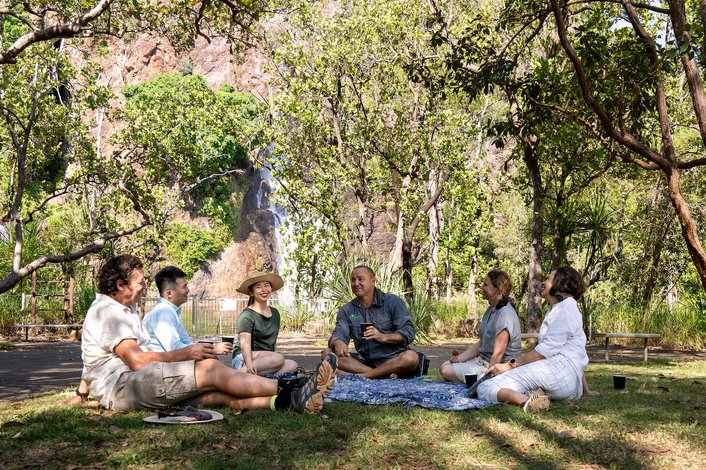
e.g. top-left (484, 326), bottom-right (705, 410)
top-left (16, 323), bottom-right (82, 341)
top-left (520, 332), bottom-right (661, 361)
top-left (592, 333), bottom-right (661, 362)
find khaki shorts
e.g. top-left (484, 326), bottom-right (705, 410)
top-left (108, 361), bottom-right (200, 411)
top-left (452, 356), bottom-right (490, 381)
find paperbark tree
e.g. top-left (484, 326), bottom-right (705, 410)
top-left (266, 0), bottom-right (477, 296)
top-left (0, 1), bottom-right (268, 293)
top-left (544, 0), bottom-right (706, 292)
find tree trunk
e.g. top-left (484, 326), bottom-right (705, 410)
top-left (425, 171), bottom-right (441, 299)
top-left (402, 237), bottom-right (414, 300)
top-left (550, 0), bottom-right (706, 294)
top-left (444, 200), bottom-right (454, 302)
top-left (664, 166), bottom-right (706, 291)
top-left (522, 143), bottom-right (545, 333)
top-left (551, 207), bottom-right (562, 269)
top-left (467, 248), bottom-right (478, 321)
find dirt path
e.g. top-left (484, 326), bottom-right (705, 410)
top-left (1, 334), bottom-right (704, 401)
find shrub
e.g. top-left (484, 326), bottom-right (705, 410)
top-left (280, 302), bottom-right (314, 332)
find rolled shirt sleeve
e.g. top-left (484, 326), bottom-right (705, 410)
top-left (329, 290), bottom-right (416, 362)
top-left (330, 307), bottom-right (351, 346)
top-left (388, 295), bottom-right (415, 347)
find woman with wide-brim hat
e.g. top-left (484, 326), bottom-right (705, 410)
top-left (231, 271), bottom-right (298, 375)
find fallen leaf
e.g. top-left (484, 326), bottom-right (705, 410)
top-left (644, 446), bottom-right (670, 454)
top-left (1, 421), bottom-right (24, 429)
top-left (11, 431), bottom-right (22, 439)
top-left (650, 377), bottom-right (658, 383)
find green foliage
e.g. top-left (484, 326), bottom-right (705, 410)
top-left (279, 303), bottom-right (314, 332)
top-left (0, 293), bottom-right (22, 334)
top-left (587, 291), bottom-right (706, 350)
top-left (114, 73), bottom-right (264, 260)
top-left (407, 287), bottom-right (436, 345)
top-left (163, 222), bottom-right (228, 278)
top-left (429, 299), bottom-right (472, 333)
top-left (268, 0), bottom-right (479, 292)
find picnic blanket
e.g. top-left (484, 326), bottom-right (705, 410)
top-left (326, 374), bottom-right (495, 411)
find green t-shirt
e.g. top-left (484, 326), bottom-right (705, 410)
top-left (232, 307), bottom-right (281, 357)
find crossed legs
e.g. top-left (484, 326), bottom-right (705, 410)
top-left (238, 351), bottom-right (298, 375)
top-left (320, 348), bottom-right (418, 379)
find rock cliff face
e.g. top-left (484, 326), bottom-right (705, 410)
top-left (190, 167), bottom-right (284, 297)
top-left (85, 30), bottom-right (278, 297)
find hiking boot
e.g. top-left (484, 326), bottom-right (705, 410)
top-left (278, 374), bottom-right (309, 394)
top-left (522, 394), bottom-right (550, 413)
top-left (290, 354), bottom-right (337, 413)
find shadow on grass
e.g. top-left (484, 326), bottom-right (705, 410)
top-left (0, 361), bottom-right (703, 469)
top-left (452, 364), bottom-right (705, 468)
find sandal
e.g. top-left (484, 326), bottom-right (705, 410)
top-left (157, 406), bottom-right (213, 422)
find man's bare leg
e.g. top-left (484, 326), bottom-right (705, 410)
top-left (321, 348), bottom-right (372, 374)
top-left (195, 355), bottom-right (338, 413)
top-left (196, 391), bottom-right (272, 411)
top-left (195, 359), bottom-right (278, 397)
top-left (361, 350), bottom-right (419, 379)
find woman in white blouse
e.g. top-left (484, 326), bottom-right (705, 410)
top-left (478, 266), bottom-right (594, 412)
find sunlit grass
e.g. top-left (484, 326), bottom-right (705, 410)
top-left (1, 361), bottom-right (704, 469)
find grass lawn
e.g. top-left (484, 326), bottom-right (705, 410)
top-left (1, 360), bottom-right (704, 469)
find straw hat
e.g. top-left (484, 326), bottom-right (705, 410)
top-left (237, 271), bottom-right (284, 295)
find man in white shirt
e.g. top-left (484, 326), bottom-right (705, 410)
top-left (142, 266), bottom-right (231, 355)
top-left (81, 255), bottom-right (336, 413)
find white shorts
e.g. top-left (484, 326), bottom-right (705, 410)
top-left (451, 356), bottom-right (490, 381)
top-left (477, 353), bottom-right (583, 402)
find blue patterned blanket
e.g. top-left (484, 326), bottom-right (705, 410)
top-left (326, 374), bottom-right (495, 411)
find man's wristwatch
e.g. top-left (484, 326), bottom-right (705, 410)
top-left (75, 388), bottom-right (89, 399)
top-left (509, 358), bottom-right (517, 368)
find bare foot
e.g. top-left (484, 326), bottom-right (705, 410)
top-left (60, 395), bottom-right (84, 406)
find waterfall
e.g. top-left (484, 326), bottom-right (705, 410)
top-left (256, 164), bottom-right (295, 307)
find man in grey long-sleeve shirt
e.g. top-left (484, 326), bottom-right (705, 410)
top-left (321, 265), bottom-right (420, 378)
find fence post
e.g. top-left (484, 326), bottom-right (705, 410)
top-left (192, 296), bottom-right (198, 336)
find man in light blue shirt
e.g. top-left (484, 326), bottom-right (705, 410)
top-left (142, 266), bottom-right (231, 355)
